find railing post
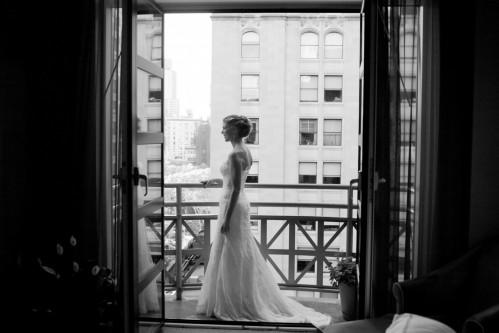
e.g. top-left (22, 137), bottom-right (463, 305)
top-left (204, 217), bottom-right (211, 271)
top-left (175, 185), bottom-right (183, 300)
top-left (346, 182), bottom-right (354, 257)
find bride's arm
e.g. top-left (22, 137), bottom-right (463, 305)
top-left (221, 153), bottom-right (242, 234)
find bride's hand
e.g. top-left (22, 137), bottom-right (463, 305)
top-left (221, 222), bottom-right (230, 234)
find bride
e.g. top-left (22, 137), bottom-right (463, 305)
top-left (195, 115), bottom-right (331, 328)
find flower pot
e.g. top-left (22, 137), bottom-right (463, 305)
top-left (339, 282), bottom-right (356, 321)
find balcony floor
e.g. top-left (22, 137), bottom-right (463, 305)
top-left (141, 290), bottom-right (345, 332)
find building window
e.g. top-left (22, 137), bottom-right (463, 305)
top-left (297, 259), bottom-right (316, 273)
top-left (300, 75), bottom-right (318, 102)
top-left (299, 119), bottom-right (318, 145)
top-left (299, 162), bottom-right (317, 184)
top-left (246, 161), bottom-right (259, 183)
top-left (400, 76), bottom-right (417, 103)
top-left (151, 34), bottom-right (162, 61)
top-left (147, 160), bottom-right (162, 184)
top-left (300, 32), bottom-right (319, 58)
top-left (323, 119), bottom-right (342, 146)
top-left (147, 119), bottom-right (162, 133)
top-left (324, 75), bottom-right (342, 102)
top-left (245, 118), bottom-right (259, 144)
top-left (148, 76), bottom-right (162, 103)
top-left (297, 247), bottom-right (315, 273)
top-left (325, 32), bottom-right (343, 59)
top-left (323, 162), bottom-right (341, 184)
top-left (241, 74), bottom-right (259, 102)
top-left (241, 31), bottom-right (259, 58)
top-left (298, 207), bottom-right (316, 231)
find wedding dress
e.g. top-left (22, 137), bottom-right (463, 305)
top-left (196, 158), bottom-right (332, 328)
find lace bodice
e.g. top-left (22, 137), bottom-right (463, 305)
top-left (220, 159), bottom-right (250, 193)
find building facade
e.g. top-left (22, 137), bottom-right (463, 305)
top-left (210, 13), bottom-right (360, 298)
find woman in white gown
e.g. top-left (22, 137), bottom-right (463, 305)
top-left (196, 115), bottom-right (331, 328)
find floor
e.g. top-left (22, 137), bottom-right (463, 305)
top-left (139, 291), bottom-right (345, 333)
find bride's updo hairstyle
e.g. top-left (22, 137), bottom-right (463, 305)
top-left (223, 114), bottom-right (252, 138)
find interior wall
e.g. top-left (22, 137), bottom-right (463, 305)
top-left (468, 0), bottom-right (499, 247)
top-left (0, 1), bottom-right (100, 328)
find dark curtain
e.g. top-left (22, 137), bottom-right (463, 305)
top-left (0, 1), bottom-right (102, 331)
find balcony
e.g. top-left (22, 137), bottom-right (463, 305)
top-left (139, 181), bottom-right (359, 326)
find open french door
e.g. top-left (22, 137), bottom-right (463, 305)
top-left (358, 0), bottom-right (422, 318)
top-left (120, 0), bottom-right (166, 330)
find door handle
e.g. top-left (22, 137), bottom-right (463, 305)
top-left (133, 167), bottom-right (148, 196)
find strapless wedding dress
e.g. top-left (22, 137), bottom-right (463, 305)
top-left (196, 159), bottom-right (332, 328)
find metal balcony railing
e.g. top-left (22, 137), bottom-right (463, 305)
top-left (143, 180), bottom-right (359, 300)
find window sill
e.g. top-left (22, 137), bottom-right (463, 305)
top-left (241, 101), bottom-right (260, 105)
top-left (324, 102), bottom-right (344, 105)
top-left (299, 58), bottom-right (320, 62)
top-left (241, 58), bottom-right (260, 62)
top-left (299, 101), bottom-right (320, 105)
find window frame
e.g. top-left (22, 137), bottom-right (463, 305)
top-left (323, 118), bottom-right (342, 146)
top-left (241, 30), bottom-right (260, 58)
top-left (245, 118), bottom-right (259, 145)
top-left (323, 161), bottom-right (341, 184)
top-left (300, 74), bottom-right (319, 102)
top-left (246, 160), bottom-right (259, 183)
top-left (300, 31), bottom-right (319, 59)
top-left (241, 73), bottom-right (260, 102)
top-left (148, 75), bottom-right (162, 103)
top-left (324, 74), bottom-right (343, 103)
top-left (298, 161), bottom-right (317, 184)
top-left (324, 31), bottom-right (344, 59)
top-left (299, 118), bottom-right (318, 146)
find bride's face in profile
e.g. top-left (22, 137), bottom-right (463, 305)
top-left (221, 121), bottom-right (238, 142)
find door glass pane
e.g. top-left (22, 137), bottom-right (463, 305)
top-left (137, 69), bottom-right (163, 132)
top-left (137, 12), bottom-right (163, 65)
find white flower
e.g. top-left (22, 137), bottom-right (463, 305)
top-left (73, 261), bottom-right (80, 273)
top-left (91, 265), bottom-right (101, 276)
top-left (56, 243), bottom-right (64, 256)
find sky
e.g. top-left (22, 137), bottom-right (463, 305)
top-left (164, 14), bottom-right (212, 120)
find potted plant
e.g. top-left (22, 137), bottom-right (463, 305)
top-left (327, 256), bottom-right (357, 321)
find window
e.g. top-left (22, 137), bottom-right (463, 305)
top-left (151, 34), bottom-right (162, 61)
top-left (300, 32), bottom-right (319, 58)
top-left (323, 162), bottom-right (341, 184)
top-left (147, 119), bottom-right (162, 133)
top-left (241, 74), bottom-right (259, 102)
top-left (147, 160), bottom-right (162, 184)
top-left (246, 161), bottom-right (259, 183)
top-left (297, 259), bottom-right (316, 273)
top-left (148, 76), bottom-right (162, 102)
top-left (299, 162), bottom-right (317, 184)
top-left (300, 75), bottom-right (318, 102)
top-left (297, 247), bottom-right (315, 273)
top-left (241, 31), bottom-right (259, 58)
top-left (323, 119), bottom-right (342, 146)
top-left (299, 119), bottom-right (318, 145)
top-left (298, 207), bottom-right (316, 231)
top-left (324, 75), bottom-right (342, 102)
top-left (325, 32), bottom-right (343, 59)
top-left (245, 118), bottom-right (259, 144)
top-left (400, 76), bottom-right (417, 103)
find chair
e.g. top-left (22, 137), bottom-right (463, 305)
top-left (324, 237), bottom-right (499, 333)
